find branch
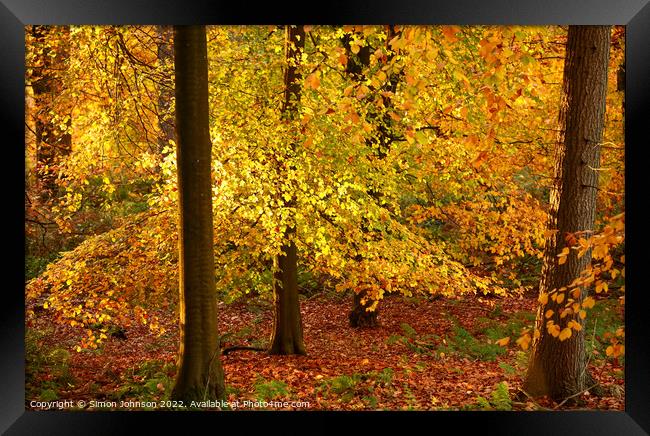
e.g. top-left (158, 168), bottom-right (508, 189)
top-left (221, 345), bottom-right (266, 356)
top-left (553, 382), bottom-right (601, 409)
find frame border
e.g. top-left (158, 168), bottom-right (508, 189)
top-left (3, 1), bottom-right (649, 434)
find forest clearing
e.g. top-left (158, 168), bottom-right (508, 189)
top-left (25, 24), bottom-right (625, 411)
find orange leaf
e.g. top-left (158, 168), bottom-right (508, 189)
top-left (441, 26), bottom-right (461, 43)
top-left (582, 297), bottom-right (596, 309)
top-left (559, 327), bottom-right (572, 341)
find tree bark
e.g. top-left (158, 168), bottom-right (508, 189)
top-left (349, 290), bottom-right (379, 327)
top-left (268, 25), bottom-right (307, 355)
top-left (171, 25), bottom-right (225, 402)
top-left (343, 25), bottom-right (401, 327)
top-left (30, 25), bottom-right (72, 200)
top-left (523, 26), bottom-right (610, 402)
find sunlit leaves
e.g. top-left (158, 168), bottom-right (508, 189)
top-left (516, 213), bottom-right (624, 351)
top-left (26, 25), bottom-right (624, 356)
top-left (26, 209), bottom-right (174, 349)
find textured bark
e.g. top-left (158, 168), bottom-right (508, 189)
top-left (524, 26), bottom-right (611, 402)
top-left (30, 25), bottom-right (72, 199)
top-left (269, 25), bottom-right (307, 356)
top-left (343, 26), bottom-right (401, 327)
top-left (171, 25), bottom-right (225, 401)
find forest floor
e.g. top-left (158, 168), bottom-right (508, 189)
top-left (26, 292), bottom-right (625, 411)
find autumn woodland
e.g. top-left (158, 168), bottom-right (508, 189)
top-left (25, 25), bottom-right (625, 411)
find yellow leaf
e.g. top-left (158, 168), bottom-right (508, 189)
top-left (557, 247), bottom-right (570, 265)
top-left (559, 328), bottom-right (572, 341)
top-left (582, 297), bottom-right (596, 309)
top-left (556, 293), bottom-right (565, 304)
top-left (547, 323), bottom-right (560, 337)
top-left (496, 337), bottom-right (510, 346)
top-left (545, 309), bottom-right (554, 319)
top-left (516, 334), bottom-right (531, 350)
top-left (568, 320), bottom-right (582, 331)
top-left (538, 293), bottom-right (548, 305)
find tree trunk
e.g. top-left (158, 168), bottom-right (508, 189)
top-left (30, 25), bottom-right (72, 200)
top-left (523, 26), bottom-right (610, 402)
top-left (156, 25), bottom-right (175, 158)
top-left (268, 25), bottom-right (307, 356)
top-left (171, 25), bottom-right (225, 402)
top-left (343, 25), bottom-right (401, 327)
top-left (349, 290), bottom-right (379, 327)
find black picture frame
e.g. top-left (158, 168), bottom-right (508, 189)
top-left (3, 0), bottom-right (649, 434)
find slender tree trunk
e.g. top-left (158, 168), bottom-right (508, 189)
top-left (523, 26), bottom-right (610, 402)
top-left (30, 25), bottom-right (72, 200)
top-left (269, 25), bottom-right (307, 355)
top-left (171, 25), bottom-right (225, 402)
top-left (344, 25), bottom-right (401, 328)
top-left (156, 25), bottom-right (175, 158)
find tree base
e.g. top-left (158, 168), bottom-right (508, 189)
top-left (349, 306), bottom-right (378, 328)
top-left (268, 340), bottom-right (306, 355)
top-left (349, 310), bottom-right (379, 327)
top-left (523, 364), bottom-right (606, 404)
top-left (171, 373), bottom-right (225, 403)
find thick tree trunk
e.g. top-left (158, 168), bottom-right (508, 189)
top-left (30, 25), bottom-right (72, 200)
top-left (171, 25), bottom-right (225, 402)
top-left (523, 26), bottom-right (610, 402)
top-left (269, 25), bottom-right (307, 356)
